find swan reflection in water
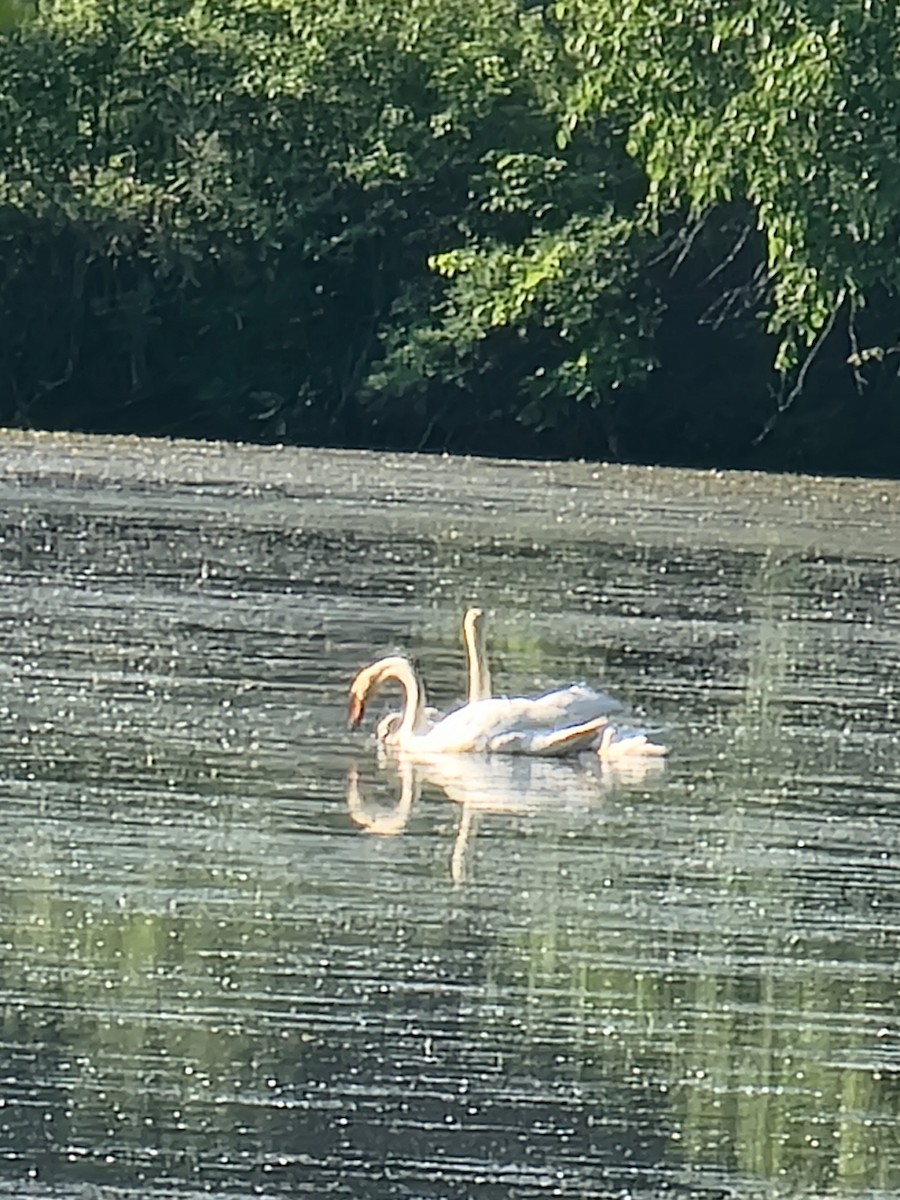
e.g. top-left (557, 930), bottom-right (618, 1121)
top-left (346, 748), bottom-right (667, 883)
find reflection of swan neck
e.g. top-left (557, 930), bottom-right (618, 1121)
top-left (450, 805), bottom-right (476, 884)
top-left (463, 607), bottom-right (492, 702)
top-left (346, 760), bottom-right (419, 835)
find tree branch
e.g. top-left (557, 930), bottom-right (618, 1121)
top-left (846, 291), bottom-right (866, 394)
top-left (752, 287), bottom-right (847, 447)
top-left (700, 220), bottom-right (753, 287)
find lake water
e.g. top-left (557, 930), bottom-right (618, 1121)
top-left (0, 430), bottom-right (897, 1200)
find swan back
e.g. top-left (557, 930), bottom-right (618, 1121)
top-left (406, 694), bottom-right (608, 755)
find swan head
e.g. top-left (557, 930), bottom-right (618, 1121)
top-left (347, 655), bottom-right (419, 730)
top-left (375, 712), bottom-right (402, 741)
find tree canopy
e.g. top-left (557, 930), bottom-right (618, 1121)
top-left (0, 0), bottom-right (898, 473)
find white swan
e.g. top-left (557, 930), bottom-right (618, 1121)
top-left (595, 724), bottom-right (669, 761)
top-left (365, 607), bottom-right (667, 756)
top-left (375, 606), bottom-right (623, 743)
top-left (458, 609), bottom-right (667, 758)
top-left (348, 654), bottom-right (610, 756)
top-left (463, 606), bottom-right (629, 722)
top-left (458, 606), bottom-right (630, 728)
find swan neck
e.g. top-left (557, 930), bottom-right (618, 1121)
top-left (395, 658), bottom-right (427, 736)
top-left (465, 614), bottom-right (492, 702)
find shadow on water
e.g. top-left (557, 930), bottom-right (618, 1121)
top-left (0, 432), bottom-right (897, 1198)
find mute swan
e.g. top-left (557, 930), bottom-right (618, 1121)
top-left (375, 606), bottom-right (623, 743)
top-left (458, 609), bottom-right (667, 758)
top-left (348, 655), bottom-right (610, 756)
top-left (595, 724), bottom-right (669, 761)
top-left (459, 606), bottom-right (628, 727)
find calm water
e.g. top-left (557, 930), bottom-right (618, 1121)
top-left (0, 431), bottom-right (898, 1200)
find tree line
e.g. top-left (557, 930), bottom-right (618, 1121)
top-left (1, 0), bottom-right (898, 475)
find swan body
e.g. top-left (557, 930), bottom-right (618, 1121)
top-left (465, 608), bottom-right (624, 721)
top-left (374, 607), bottom-right (622, 744)
top-left (349, 654), bottom-right (610, 757)
top-left (376, 704), bottom-right (438, 742)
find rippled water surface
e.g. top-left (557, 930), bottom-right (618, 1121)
top-left (1, 431), bottom-right (898, 1200)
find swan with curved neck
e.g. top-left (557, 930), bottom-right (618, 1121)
top-left (348, 653), bottom-right (611, 756)
top-left (349, 655), bottom-right (432, 743)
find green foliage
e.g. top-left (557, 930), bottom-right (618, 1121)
top-left (554, 0), bottom-right (900, 372)
top-left (370, 212), bottom-right (658, 437)
top-left (0, 0), bottom-right (897, 469)
top-left (6, 0), bottom-right (644, 446)
top-left (0, 0), bottom-right (33, 28)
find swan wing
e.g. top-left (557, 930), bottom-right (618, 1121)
top-left (487, 715), bottom-right (610, 756)
top-left (522, 684), bottom-right (623, 723)
top-left (399, 697), bottom-right (641, 760)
